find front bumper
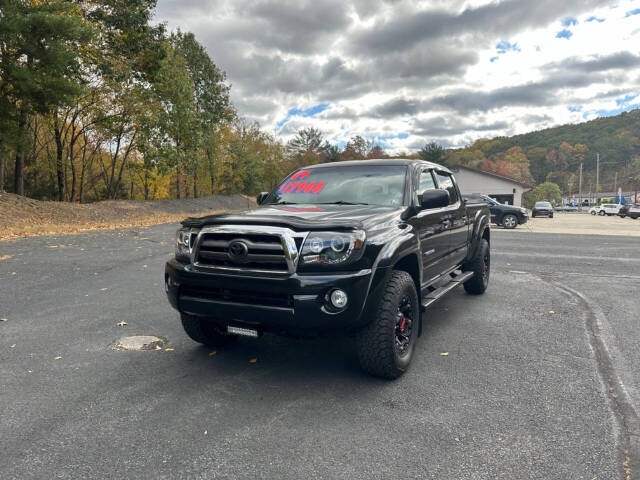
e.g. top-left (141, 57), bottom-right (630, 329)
top-left (165, 259), bottom-right (388, 335)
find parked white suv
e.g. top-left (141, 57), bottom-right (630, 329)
top-left (589, 204), bottom-right (622, 216)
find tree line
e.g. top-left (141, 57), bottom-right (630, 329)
top-left (2, 1), bottom-right (638, 203)
top-left (0, 0), bottom-right (417, 203)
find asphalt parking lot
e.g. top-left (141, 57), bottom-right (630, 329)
top-left (1, 224), bottom-right (638, 479)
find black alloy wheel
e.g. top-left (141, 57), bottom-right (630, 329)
top-left (395, 295), bottom-right (414, 357)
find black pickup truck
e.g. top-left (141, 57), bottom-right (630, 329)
top-left (165, 160), bottom-right (491, 378)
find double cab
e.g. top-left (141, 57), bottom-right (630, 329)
top-left (165, 160), bottom-right (491, 378)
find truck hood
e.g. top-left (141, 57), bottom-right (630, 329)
top-left (181, 204), bottom-right (406, 231)
top-left (498, 204), bottom-right (525, 213)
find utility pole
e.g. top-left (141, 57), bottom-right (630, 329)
top-left (595, 153), bottom-right (600, 205)
top-left (578, 162), bottom-right (583, 209)
top-left (614, 172), bottom-right (618, 203)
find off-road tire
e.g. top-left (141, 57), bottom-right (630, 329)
top-left (463, 238), bottom-right (490, 295)
top-left (502, 214), bottom-right (517, 229)
top-left (356, 270), bottom-right (419, 380)
top-left (181, 314), bottom-right (238, 347)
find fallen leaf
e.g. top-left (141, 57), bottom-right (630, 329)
top-left (116, 321), bottom-right (127, 327)
top-left (100, 288), bottom-right (108, 291)
top-left (11, 272), bottom-right (16, 275)
top-left (10, 344), bottom-right (16, 348)
top-left (249, 358), bottom-right (258, 363)
top-left (165, 348), bottom-right (174, 352)
top-left (549, 310), bottom-right (555, 314)
top-left (208, 351), bottom-right (217, 356)
top-left (440, 352), bottom-right (449, 356)
top-left (54, 356), bottom-right (63, 360)
top-left (143, 265), bottom-right (148, 268)
top-left (155, 345), bottom-right (162, 350)
top-left (0, 318), bottom-right (7, 322)
top-left (0, 254), bottom-right (13, 261)
top-left (204, 430), bottom-right (208, 435)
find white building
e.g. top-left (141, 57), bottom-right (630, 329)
top-left (451, 165), bottom-right (533, 207)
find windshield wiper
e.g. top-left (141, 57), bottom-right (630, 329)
top-left (315, 201), bottom-right (370, 205)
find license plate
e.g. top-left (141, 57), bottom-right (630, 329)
top-left (227, 325), bottom-right (259, 338)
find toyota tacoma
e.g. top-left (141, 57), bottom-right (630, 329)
top-left (165, 159), bottom-right (491, 379)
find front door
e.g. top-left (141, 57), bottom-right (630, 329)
top-left (409, 169), bottom-right (452, 285)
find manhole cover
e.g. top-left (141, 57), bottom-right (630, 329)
top-left (111, 335), bottom-right (167, 351)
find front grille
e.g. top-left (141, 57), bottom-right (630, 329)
top-left (196, 232), bottom-right (289, 272)
top-left (180, 285), bottom-right (293, 309)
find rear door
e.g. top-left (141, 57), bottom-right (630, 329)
top-left (409, 168), bottom-right (452, 285)
top-left (434, 171), bottom-right (469, 266)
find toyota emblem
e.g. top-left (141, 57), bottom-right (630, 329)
top-left (228, 240), bottom-right (249, 262)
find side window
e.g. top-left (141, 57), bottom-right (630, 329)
top-left (416, 169), bottom-right (436, 205)
top-left (435, 172), bottom-right (459, 205)
top-left (418, 169), bottom-right (436, 194)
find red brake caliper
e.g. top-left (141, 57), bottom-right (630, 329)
top-left (400, 317), bottom-right (406, 332)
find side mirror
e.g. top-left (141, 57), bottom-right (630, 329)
top-left (256, 192), bottom-right (270, 205)
top-left (420, 189), bottom-right (450, 209)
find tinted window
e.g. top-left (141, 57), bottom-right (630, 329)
top-left (435, 172), bottom-right (458, 205)
top-left (418, 170), bottom-right (436, 194)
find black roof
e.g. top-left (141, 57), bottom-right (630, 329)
top-left (307, 158), bottom-right (452, 173)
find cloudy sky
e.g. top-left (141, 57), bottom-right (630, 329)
top-left (155, 0), bottom-right (640, 152)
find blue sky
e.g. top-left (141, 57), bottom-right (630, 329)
top-left (276, 104), bottom-right (329, 129)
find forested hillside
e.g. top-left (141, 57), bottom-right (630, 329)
top-left (441, 109), bottom-right (640, 194)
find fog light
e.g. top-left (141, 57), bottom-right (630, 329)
top-left (330, 289), bottom-right (348, 309)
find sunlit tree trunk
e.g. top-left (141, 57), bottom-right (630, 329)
top-left (193, 165), bottom-right (198, 198)
top-left (176, 167), bottom-right (181, 199)
top-left (14, 109), bottom-right (27, 196)
top-left (0, 142), bottom-right (5, 192)
top-left (53, 116), bottom-right (65, 201)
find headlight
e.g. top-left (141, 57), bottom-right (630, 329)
top-left (175, 227), bottom-right (198, 261)
top-left (300, 230), bottom-right (366, 265)
top-left (520, 208), bottom-right (527, 214)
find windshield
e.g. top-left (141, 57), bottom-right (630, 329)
top-left (266, 165), bottom-right (407, 207)
top-left (535, 202), bottom-right (552, 208)
top-left (481, 195), bottom-right (498, 205)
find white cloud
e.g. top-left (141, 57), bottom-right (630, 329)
top-left (154, 0), bottom-right (640, 152)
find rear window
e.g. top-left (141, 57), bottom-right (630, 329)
top-left (535, 202), bottom-right (551, 208)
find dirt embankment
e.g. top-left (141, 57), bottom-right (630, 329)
top-left (0, 192), bottom-right (255, 240)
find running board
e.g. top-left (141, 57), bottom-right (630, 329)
top-left (421, 271), bottom-right (474, 311)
